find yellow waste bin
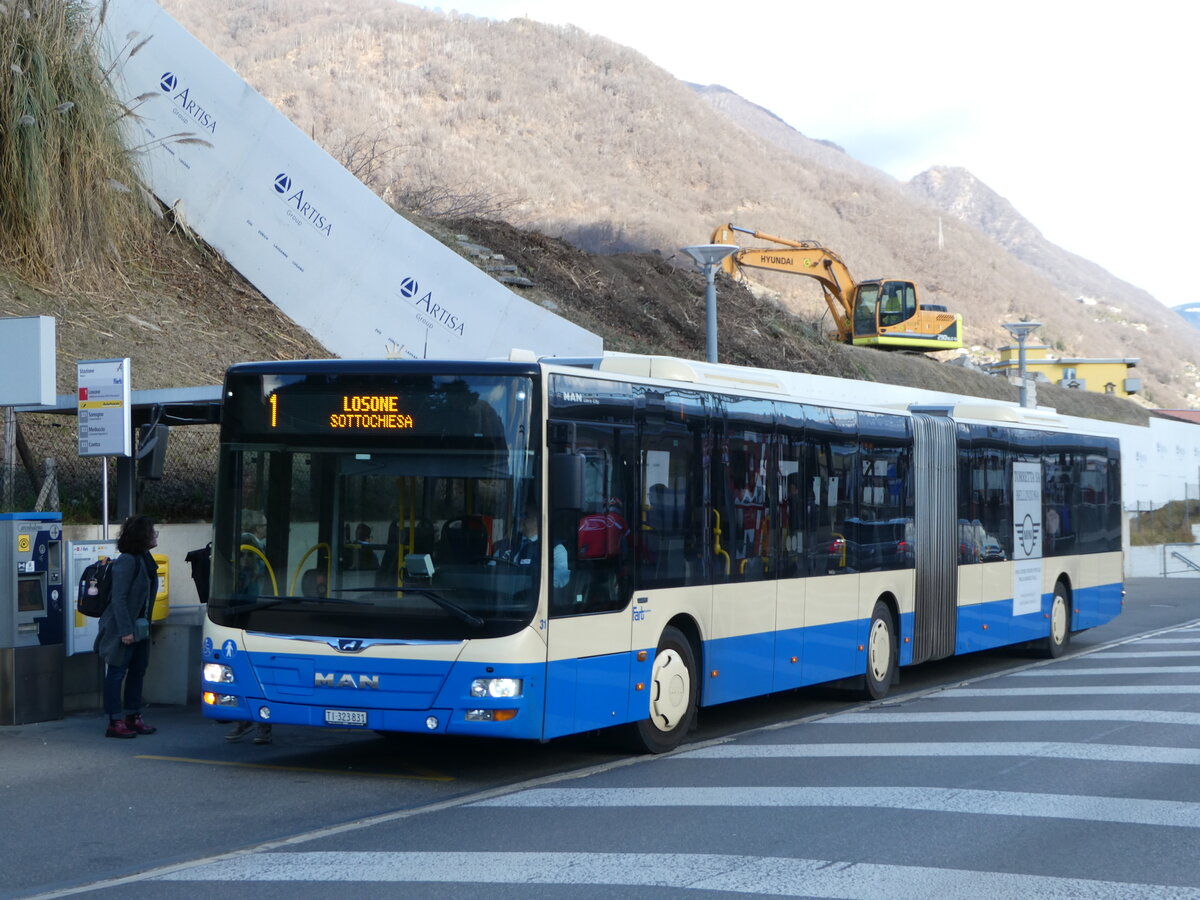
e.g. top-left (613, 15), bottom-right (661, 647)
top-left (152, 553), bottom-right (169, 622)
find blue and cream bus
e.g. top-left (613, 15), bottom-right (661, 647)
top-left (201, 353), bottom-right (1123, 752)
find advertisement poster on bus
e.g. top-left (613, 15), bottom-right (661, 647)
top-left (1012, 461), bottom-right (1043, 615)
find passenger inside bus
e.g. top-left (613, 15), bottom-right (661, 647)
top-left (348, 523), bottom-right (379, 570)
top-left (236, 509), bottom-right (268, 598)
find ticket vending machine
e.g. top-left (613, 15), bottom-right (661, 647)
top-left (0, 513), bottom-right (65, 725)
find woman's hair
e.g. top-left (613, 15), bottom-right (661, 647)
top-left (117, 515), bottom-right (156, 554)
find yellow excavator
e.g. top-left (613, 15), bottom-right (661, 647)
top-left (711, 223), bottom-right (963, 351)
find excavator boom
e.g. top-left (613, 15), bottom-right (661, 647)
top-left (712, 224), bottom-right (855, 342)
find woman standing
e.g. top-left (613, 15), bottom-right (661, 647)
top-left (97, 515), bottom-right (159, 738)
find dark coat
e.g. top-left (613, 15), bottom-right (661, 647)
top-left (95, 552), bottom-right (158, 666)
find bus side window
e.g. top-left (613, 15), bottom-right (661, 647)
top-left (550, 423), bottom-right (635, 616)
top-left (638, 413), bottom-right (704, 589)
top-left (805, 406), bottom-right (858, 575)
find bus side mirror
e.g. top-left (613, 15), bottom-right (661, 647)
top-left (550, 452), bottom-right (584, 510)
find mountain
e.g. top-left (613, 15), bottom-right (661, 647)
top-left (147, 0), bottom-right (1200, 409)
top-left (909, 166), bottom-right (1195, 367)
top-left (1174, 303), bottom-right (1200, 332)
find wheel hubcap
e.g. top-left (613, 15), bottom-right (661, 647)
top-left (649, 648), bottom-right (690, 732)
top-left (1052, 595), bottom-right (1067, 644)
top-left (868, 618), bottom-right (891, 683)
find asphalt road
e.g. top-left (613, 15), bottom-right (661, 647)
top-left (3, 577), bottom-right (1197, 898)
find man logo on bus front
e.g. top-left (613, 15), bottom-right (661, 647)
top-left (337, 638), bottom-right (364, 652)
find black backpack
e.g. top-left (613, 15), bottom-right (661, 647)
top-left (185, 543), bottom-right (212, 603)
top-left (77, 557), bottom-right (115, 618)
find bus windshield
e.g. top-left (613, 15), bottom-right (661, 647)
top-left (207, 370), bottom-right (542, 641)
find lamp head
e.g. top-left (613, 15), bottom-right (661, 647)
top-left (1002, 321), bottom-right (1043, 341)
top-left (681, 244), bottom-right (738, 268)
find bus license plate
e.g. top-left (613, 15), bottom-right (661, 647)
top-left (325, 708), bottom-right (367, 726)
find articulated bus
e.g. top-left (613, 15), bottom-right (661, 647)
top-left (201, 353), bottom-right (1123, 752)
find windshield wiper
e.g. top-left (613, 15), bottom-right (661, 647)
top-left (405, 588), bottom-right (484, 627)
top-left (337, 585), bottom-right (484, 628)
top-left (225, 595), bottom-right (373, 613)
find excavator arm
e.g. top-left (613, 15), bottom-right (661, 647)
top-left (711, 223), bottom-right (856, 343)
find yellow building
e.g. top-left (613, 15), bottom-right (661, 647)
top-left (985, 345), bottom-right (1142, 398)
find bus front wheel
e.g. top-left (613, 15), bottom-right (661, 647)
top-left (864, 601), bottom-right (896, 700)
top-left (626, 626), bottom-right (697, 754)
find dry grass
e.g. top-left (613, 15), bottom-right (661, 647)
top-left (1130, 499), bottom-right (1200, 546)
top-left (0, 0), bottom-right (151, 283)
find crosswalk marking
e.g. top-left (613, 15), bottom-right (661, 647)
top-left (675, 741), bottom-right (1200, 765)
top-left (824, 710), bottom-right (1200, 726)
top-left (941, 685), bottom-right (1200, 696)
top-left (1083, 650), bottom-right (1200, 658)
top-left (154, 851), bottom-right (1200, 898)
top-left (472, 786), bottom-right (1200, 827)
top-left (1010, 665), bottom-right (1200, 675)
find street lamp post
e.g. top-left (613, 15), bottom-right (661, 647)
top-left (682, 243), bottom-right (739, 363)
top-left (1002, 321), bottom-right (1042, 409)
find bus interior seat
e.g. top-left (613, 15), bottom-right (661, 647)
top-left (438, 516), bottom-right (488, 563)
top-left (412, 518), bottom-right (436, 556)
top-left (300, 568), bottom-right (326, 597)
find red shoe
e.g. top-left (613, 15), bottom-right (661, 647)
top-left (105, 719), bottom-right (138, 739)
top-left (125, 714), bottom-right (157, 735)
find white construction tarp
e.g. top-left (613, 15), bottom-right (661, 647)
top-left (96, 0), bottom-right (602, 362)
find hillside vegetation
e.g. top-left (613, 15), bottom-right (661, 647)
top-left (157, 0), bottom-right (1200, 409)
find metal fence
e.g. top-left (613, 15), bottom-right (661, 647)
top-left (2, 413), bottom-right (218, 523)
top-left (1129, 485), bottom-right (1200, 546)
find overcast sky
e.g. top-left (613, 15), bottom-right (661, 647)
top-left (420, 0), bottom-right (1196, 310)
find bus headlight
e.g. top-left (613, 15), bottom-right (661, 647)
top-left (470, 677), bottom-right (523, 698)
top-left (203, 663), bottom-right (235, 684)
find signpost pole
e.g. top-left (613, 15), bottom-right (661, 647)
top-left (2, 407), bottom-right (13, 511)
top-left (100, 458), bottom-right (109, 540)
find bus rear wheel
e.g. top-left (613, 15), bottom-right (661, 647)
top-left (625, 626), bottom-right (697, 754)
top-left (1043, 584), bottom-right (1070, 659)
top-left (864, 601), bottom-right (896, 700)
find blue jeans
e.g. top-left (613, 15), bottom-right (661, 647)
top-left (103, 640), bottom-right (151, 719)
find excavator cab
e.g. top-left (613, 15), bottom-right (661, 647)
top-left (852, 279), bottom-right (960, 350)
top-left (855, 280), bottom-right (917, 336)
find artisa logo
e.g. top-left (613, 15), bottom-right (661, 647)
top-left (159, 72), bottom-right (217, 134)
top-left (404, 277), bottom-right (466, 337)
top-left (273, 172), bottom-right (334, 237)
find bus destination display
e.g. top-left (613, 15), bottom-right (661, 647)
top-left (268, 393), bottom-right (416, 432)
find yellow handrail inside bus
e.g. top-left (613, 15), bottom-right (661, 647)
top-left (399, 476), bottom-right (413, 584)
top-left (240, 544), bottom-right (279, 596)
top-left (288, 543), bottom-right (330, 595)
top-left (712, 509), bottom-right (730, 576)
